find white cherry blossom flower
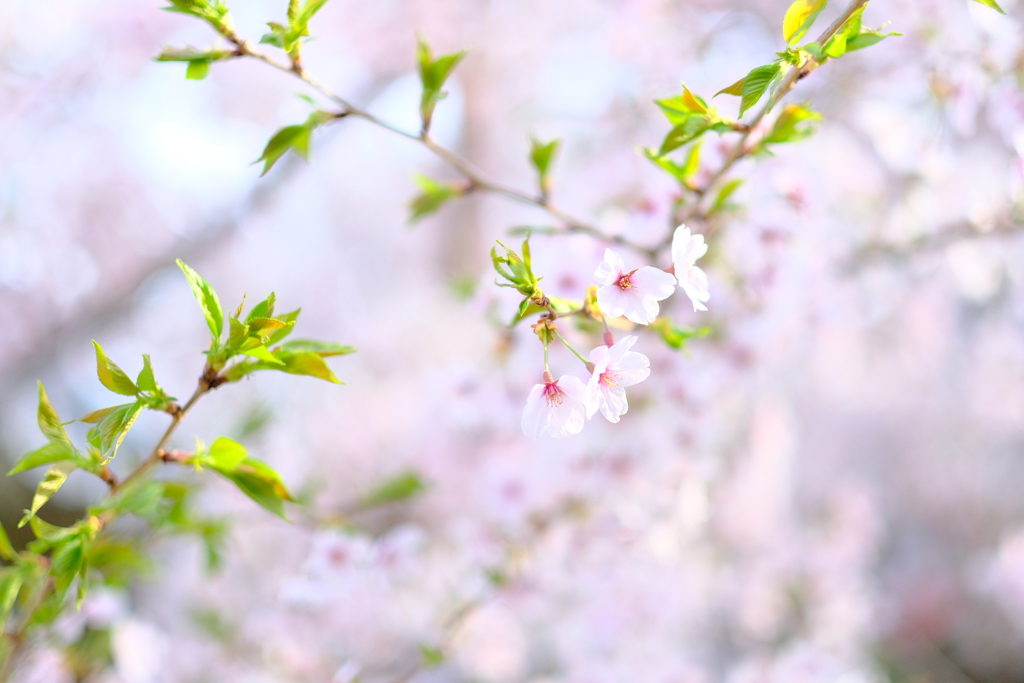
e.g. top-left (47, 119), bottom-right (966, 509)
top-left (585, 335), bottom-right (651, 423)
top-left (595, 248), bottom-right (676, 325)
top-left (671, 224), bottom-right (710, 311)
top-left (521, 373), bottom-right (587, 439)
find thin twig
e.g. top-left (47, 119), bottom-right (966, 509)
top-left (219, 33), bottom-right (655, 256)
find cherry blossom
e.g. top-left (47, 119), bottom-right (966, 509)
top-left (521, 373), bottom-right (588, 438)
top-left (595, 249), bottom-right (676, 324)
top-left (671, 225), bottom-right (710, 312)
top-left (585, 336), bottom-right (651, 423)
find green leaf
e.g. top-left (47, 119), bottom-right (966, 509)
top-left (715, 76), bottom-right (745, 98)
top-left (162, 0), bottom-right (233, 29)
top-left (36, 383), bottom-right (71, 446)
top-left (265, 309), bottom-right (301, 346)
top-left (96, 481), bottom-right (164, 519)
top-left (93, 401), bottom-right (145, 461)
top-left (27, 517), bottom-right (80, 545)
top-left (530, 138), bottom-right (560, 194)
top-left (245, 293), bottom-right (276, 323)
top-left (764, 103), bottom-right (822, 144)
top-left (491, 239), bottom-right (542, 297)
top-left (653, 318), bottom-right (712, 351)
top-left (137, 354), bottom-right (158, 393)
top-left (416, 37), bottom-right (466, 130)
top-left (156, 47), bottom-right (233, 80)
top-left (783, 0), bottom-right (827, 45)
top-left (8, 442), bottom-right (75, 476)
top-left (655, 86), bottom-right (709, 124)
top-left (177, 259), bottom-right (224, 343)
top-left (0, 523), bottom-right (15, 561)
top-left (185, 60), bottom-right (211, 80)
top-left (271, 351), bottom-right (342, 383)
top-left (845, 31), bottom-right (898, 52)
top-left (420, 644), bottom-right (445, 668)
top-left (710, 178), bottom-right (744, 214)
top-left (529, 138), bottom-right (560, 177)
top-left (257, 124), bottom-right (309, 176)
top-left (361, 471), bottom-right (427, 507)
top-left (801, 41), bottom-right (826, 61)
top-left (408, 173), bottom-right (464, 223)
top-left (227, 318), bottom-right (249, 350)
top-left (297, 0), bottom-right (330, 25)
top-left (92, 341), bottom-right (139, 396)
top-left (50, 533), bottom-right (88, 594)
top-left (241, 345), bottom-right (285, 365)
top-left (277, 340), bottom-right (356, 357)
top-left (21, 461), bottom-right (76, 527)
top-left (681, 141), bottom-right (702, 179)
top-left (658, 116), bottom-right (713, 155)
top-left (971, 0), bottom-right (1006, 13)
top-left (739, 63), bottom-right (782, 117)
top-left (207, 437), bottom-right (247, 471)
top-left (246, 317), bottom-right (288, 343)
top-left (0, 569), bottom-right (24, 625)
top-left (211, 457), bottom-right (294, 519)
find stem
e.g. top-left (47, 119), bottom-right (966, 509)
top-left (553, 331), bottom-right (591, 368)
top-left (112, 373), bottom-right (212, 495)
top-left (543, 343), bottom-right (550, 375)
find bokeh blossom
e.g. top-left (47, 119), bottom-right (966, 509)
top-left (671, 225), bottom-right (710, 312)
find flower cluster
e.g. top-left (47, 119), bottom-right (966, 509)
top-left (522, 225), bottom-right (709, 438)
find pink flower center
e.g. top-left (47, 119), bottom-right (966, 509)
top-left (599, 370), bottom-right (618, 388)
top-left (542, 381), bottom-right (565, 408)
top-left (616, 273), bottom-right (634, 290)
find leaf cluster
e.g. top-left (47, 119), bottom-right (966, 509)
top-left (176, 259), bottom-right (353, 384)
top-left (417, 37), bottom-right (466, 133)
top-left (407, 173), bottom-right (468, 223)
top-left (492, 238), bottom-right (545, 319)
top-left (715, 2), bottom-right (900, 121)
top-left (162, 0), bottom-right (233, 34)
top-left (256, 109), bottom-right (336, 176)
top-left (260, 0), bottom-right (332, 61)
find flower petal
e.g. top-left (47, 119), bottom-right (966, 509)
top-left (681, 266), bottom-right (710, 312)
top-left (606, 335), bottom-right (638, 364)
top-left (595, 248), bottom-right (625, 285)
top-left (632, 267), bottom-right (677, 301)
top-left (622, 291), bottom-right (655, 325)
top-left (589, 344), bottom-right (610, 365)
top-left (596, 284), bottom-right (628, 319)
top-left (615, 354), bottom-right (651, 387)
top-left (521, 383), bottom-right (548, 439)
top-left (598, 386), bottom-right (628, 423)
top-left (672, 224), bottom-right (707, 268)
top-left (557, 374), bottom-right (589, 405)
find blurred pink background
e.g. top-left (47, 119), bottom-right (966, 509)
top-left (3, 0), bottom-right (1024, 680)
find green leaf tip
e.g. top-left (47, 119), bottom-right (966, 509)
top-left (971, 0), bottom-right (1006, 13)
top-left (92, 341), bottom-right (140, 396)
top-left (176, 259), bottom-right (225, 344)
top-left (783, 0), bottom-right (827, 45)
